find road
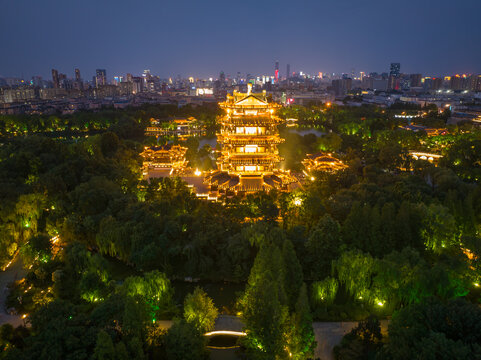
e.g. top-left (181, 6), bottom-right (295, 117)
top-left (0, 255), bottom-right (26, 327)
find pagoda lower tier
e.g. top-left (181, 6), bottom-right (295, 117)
top-left (205, 170), bottom-right (297, 194)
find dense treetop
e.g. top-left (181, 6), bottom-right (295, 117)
top-left (0, 102), bottom-right (480, 359)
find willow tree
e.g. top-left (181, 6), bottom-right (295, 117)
top-left (183, 287), bottom-right (218, 333)
top-left (333, 249), bottom-right (375, 301)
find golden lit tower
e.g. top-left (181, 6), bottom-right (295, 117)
top-left (206, 84), bottom-right (296, 194)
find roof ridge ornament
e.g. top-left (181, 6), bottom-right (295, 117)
top-left (247, 82), bottom-right (252, 95)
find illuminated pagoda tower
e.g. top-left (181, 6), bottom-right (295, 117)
top-left (206, 84), bottom-right (295, 195)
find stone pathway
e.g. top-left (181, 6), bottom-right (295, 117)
top-left (209, 316), bottom-right (389, 360)
top-left (0, 255), bottom-right (26, 328)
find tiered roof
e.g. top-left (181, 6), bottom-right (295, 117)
top-left (206, 85), bottom-right (297, 195)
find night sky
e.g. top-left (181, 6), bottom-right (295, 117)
top-left (1, 0), bottom-right (480, 80)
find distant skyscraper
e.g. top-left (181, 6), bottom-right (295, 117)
top-left (424, 77), bottom-right (443, 91)
top-left (432, 78), bottom-right (443, 90)
top-left (388, 76), bottom-right (400, 90)
top-left (219, 71), bottom-right (226, 84)
top-left (57, 73), bottom-right (69, 89)
top-left (388, 63), bottom-right (401, 90)
top-left (143, 69), bottom-right (152, 84)
top-left (51, 69), bottom-right (59, 88)
top-left (95, 69), bottom-right (107, 87)
top-left (275, 60), bottom-right (279, 83)
top-left (73, 68), bottom-right (83, 90)
top-left (332, 78), bottom-right (352, 96)
top-left (390, 63), bottom-right (401, 77)
top-left (468, 74), bottom-right (481, 92)
top-left (450, 75), bottom-right (464, 91)
top-left (286, 64), bottom-right (290, 80)
top-left (410, 74), bottom-right (422, 88)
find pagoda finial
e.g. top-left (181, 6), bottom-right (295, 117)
top-left (247, 83), bottom-right (252, 95)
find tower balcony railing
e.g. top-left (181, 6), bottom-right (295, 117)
top-left (219, 130), bottom-right (279, 136)
top-left (220, 137), bottom-right (284, 145)
top-left (226, 158), bottom-right (281, 165)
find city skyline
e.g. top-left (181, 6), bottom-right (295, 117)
top-left (3, 62), bottom-right (481, 84)
top-left (1, 0), bottom-right (481, 79)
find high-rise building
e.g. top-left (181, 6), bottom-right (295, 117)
top-left (73, 68), bottom-right (83, 90)
top-left (423, 77), bottom-right (443, 91)
top-left (433, 77), bottom-right (443, 90)
top-left (58, 73), bottom-right (70, 89)
top-left (143, 69), bottom-right (152, 84)
top-left (361, 76), bottom-right (373, 90)
top-left (332, 78), bottom-right (352, 96)
top-left (469, 75), bottom-right (481, 91)
top-left (390, 63), bottom-right (401, 77)
top-left (51, 69), bottom-right (59, 88)
top-left (388, 76), bottom-right (400, 90)
top-left (95, 69), bottom-right (107, 87)
top-left (286, 64), bottom-right (290, 80)
top-left (113, 76), bottom-right (123, 85)
top-left (450, 75), bottom-right (464, 91)
top-left (275, 60), bottom-right (279, 83)
top-left (410, 74), bottom-right (422, 88)
top-left (132, 77), bottom-right (143, 93)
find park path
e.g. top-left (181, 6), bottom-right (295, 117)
top-left (0, 263), bottom-right (389, 360)
top-left (212, 316), bottom-right (390, 360)
top-left (313, 320), bottom-right (389, 360)
top-left (156, 315), bottom-right (389, 360)
top-left (0, 255), bottom-right (26, 328)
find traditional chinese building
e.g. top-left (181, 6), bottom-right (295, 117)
top-left (140, 144), bottom-right (188, 176)
top-left (302, 152), bottom-right (348, 175)
top-left (206, 84), bottom-right (296, 194)
top-left (145, 117), bottom-right (205, 140)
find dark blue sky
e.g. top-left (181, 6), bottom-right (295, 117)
top-left (1, 0), bottom-right (480, 80)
